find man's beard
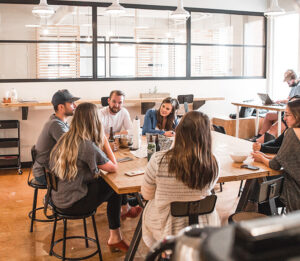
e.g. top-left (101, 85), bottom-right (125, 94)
top-left (65, 111), bottom-right (74, 117)
top-left (109, 106), bottom-right (120, 114)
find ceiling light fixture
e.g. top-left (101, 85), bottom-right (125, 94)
top-left (264, 0), bottom-right (285, 16)
top-left (105, 0), bottom-right (126, 15)
top-left (32, 0), bottom-right (55, 18)
top-left (171, 0), bottom-right (190, 20)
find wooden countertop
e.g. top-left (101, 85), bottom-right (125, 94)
top-left (232, 102), bottom-right (286, 112)
top-left (101, 132), bottom-right (281, 194)
top-left (0, 97), bottom-right (224, 108)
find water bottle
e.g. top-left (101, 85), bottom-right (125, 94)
top-left (10, 88), bottom-right (18, 102)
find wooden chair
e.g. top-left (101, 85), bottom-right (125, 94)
top-left (171, 195), bottom-right (217, 226)
top-left (228, 176), bottom-right (284, 223)
top-left (28, 145), bottom-right (54, 232)
top-left (44, 169), bottom-right (103, 261)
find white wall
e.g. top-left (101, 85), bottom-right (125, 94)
top-left (0, 0), bottom-right (268, 162)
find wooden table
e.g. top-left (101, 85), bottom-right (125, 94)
top-left (231, 102), bottom-right (286, 138)
top-left (101, 132), bottom-right (281, 261)
top-left (0, 97), bottom-right (224, 120)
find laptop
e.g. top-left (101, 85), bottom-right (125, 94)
top-left (257, 93), bottom-right (285, 106)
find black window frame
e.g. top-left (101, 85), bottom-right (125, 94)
top-left (0, 0), bottom-right (267, 82)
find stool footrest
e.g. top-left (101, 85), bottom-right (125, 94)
top-left (51, 236), bottom-right (99, 260)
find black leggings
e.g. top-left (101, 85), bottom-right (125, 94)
top-left (58, 177), bottom-right (121, 229)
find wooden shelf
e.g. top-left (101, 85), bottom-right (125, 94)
top-left (0, 97), bottom-right (224, 120)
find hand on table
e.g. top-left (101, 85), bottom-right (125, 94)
top-left (251, 151), bottom-right (266, 163)
top-left (164, 131), bottom-right (175, 137)
top-left (252, 142), bottom-right (261, 152)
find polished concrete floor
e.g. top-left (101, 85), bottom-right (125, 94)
top-left (0, 168), bottom-right (240, 260)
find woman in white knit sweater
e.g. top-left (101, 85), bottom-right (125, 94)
top-left (141, 111), bottom-right (220, 247)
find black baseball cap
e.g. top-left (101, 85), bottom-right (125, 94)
top-left (51, 89), bottom-right (80, 107)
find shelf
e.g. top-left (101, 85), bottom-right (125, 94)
top-left (0, 155), bottom-right (19, 167)
top-left (0, 138), bottom-right (19, 148)
top-left (0, 120), bottom-right (19, 129)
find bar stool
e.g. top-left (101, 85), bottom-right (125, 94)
top-left (28, 145), bottom-right (54, 232)
top-left (44, 169), bottom-right (103, 261)
top-left (229, 176), bottom-right (285, 223)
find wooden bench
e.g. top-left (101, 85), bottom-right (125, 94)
top-left (212, 116), bottom-right (264, 139)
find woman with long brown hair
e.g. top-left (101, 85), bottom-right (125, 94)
top-left (141, 111), bottom-right (220, 247)
top-left (252, 99), bottom-right (300, 212)
top-left (142, 97), bottom-right (179, 137)
top-left (50, 102), bottom-right (128, 252)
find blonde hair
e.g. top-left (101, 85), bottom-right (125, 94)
top-left (50, 102), bottom-right (104, 180)
top-left (162, 111), bottom-right (218, 190)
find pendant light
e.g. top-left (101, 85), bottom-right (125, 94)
top-left (105, 0), bottom-right (126, 15)
top-left (32, 0), bottom-right (55, 18)
top-left (171, 0), bottom-right (190, 20)
top-left (264, 0), bottom-right (285, 16)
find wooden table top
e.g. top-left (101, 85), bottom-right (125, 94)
top-left (101, 132), bottom-right (281, 194)
top-left (231, 102), bottom-right (286, 112)
top-left (0, 97), bottom-right (225, 108)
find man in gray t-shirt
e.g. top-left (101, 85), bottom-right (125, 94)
top-left (33, 89), bottom-right (80, 185)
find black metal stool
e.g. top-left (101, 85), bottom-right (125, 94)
top-left (44, 169), bottom-right (103, 261)
top-left (28, 145), bottom-right (54, 232)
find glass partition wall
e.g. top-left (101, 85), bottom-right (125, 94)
top-left (0, 1), bottom-right (266, 81)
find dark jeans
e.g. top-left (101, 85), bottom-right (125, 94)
top-left (121, 194), bottom-right (140, 206)
top-left (57, 178), bottom-right (121, 229)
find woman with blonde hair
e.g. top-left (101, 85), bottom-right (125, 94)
top-left (141, 111), bottom-right (220, 247)
top-left (50, 102), bottom-right (128, 252)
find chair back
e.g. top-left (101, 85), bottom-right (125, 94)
top-left (141, 102), bottom-right (156, 115)
top-left (171, 195), bottom-right (217, 226)
top-left (177, 95), bottom-right (194, 113)
top-left (31, 145), bottom-right (37, 163)
top-left (44, 169), bottom-right (58, 219)
top-left (257, 177), bottom-right (284, 203)
top-left (101, 96), bottom-right (109, 107)
top-left (28, 145), bottom-right (37, 184)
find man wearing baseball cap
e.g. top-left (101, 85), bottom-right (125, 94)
top-left (32, 89), bottom-right (80, 185)
top-left (250, 70), bottom-right (300, 143)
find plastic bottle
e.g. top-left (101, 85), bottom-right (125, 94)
top-left (147, 135), bottom-right (156, 161)
top-left (132, 116), bottom-right (141, 150)
top-left (10, 88), bottom-right (18, 102)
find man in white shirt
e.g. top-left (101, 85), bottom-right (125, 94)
top-left (99, 90), bottom-right (132, 135)
top-left (99, 90), bottom-right (141, 219)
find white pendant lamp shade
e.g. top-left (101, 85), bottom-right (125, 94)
top-left (32, 0), bottom-right (55, 18)
top-left (106, 0), bottom-right (126, 15)
top-left (171, 0), bottom-right (190, 20)
top-left (264, 0), bottom-right (285, 16)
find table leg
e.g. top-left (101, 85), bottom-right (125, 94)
top-left (277, 111), bottom-right (281, 137)
top-left (235, 105), bottom-right (240, 138)
top-left (235, 179), bottom-right (256, 212)
top-left (124, 193), bottom-right (144, 261)
top-left (255, 109), bottom-right (260, 136)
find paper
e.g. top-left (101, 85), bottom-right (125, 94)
top-left (130, 144), bottom-right (147, 158)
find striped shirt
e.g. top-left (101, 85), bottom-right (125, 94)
top-left (141, 151), bottom-right (220, 247)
